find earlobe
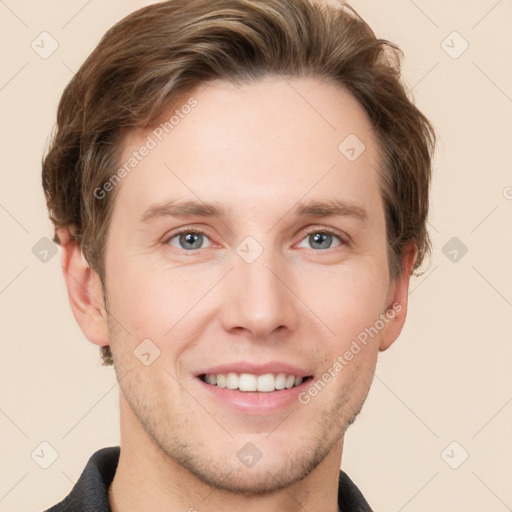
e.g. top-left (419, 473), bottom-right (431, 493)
top-left (379, 244), bottom-right (417, 352)
top-left (57, 227), bottom-right (110, 347)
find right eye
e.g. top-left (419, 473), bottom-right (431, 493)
top-left (166, 230), bottom-right (213, 251)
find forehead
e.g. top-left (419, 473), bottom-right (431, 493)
top-left (113, 76), bottom-right (383, 226)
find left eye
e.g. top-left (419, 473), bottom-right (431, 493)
top-left (297, 231), bottom-right (342, 250)
top-left (168, 231), bottom-right (212, 251)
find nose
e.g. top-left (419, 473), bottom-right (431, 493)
top-left (220, 245), bottom-right (300, 341)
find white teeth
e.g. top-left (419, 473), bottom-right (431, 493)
top-left (257, 373), bottom-right (276, 392)
top-left (226, 372), bottom-right (238, 390)
top-left (216, 374), bottom-right (227, 388)
top-left (239, 373), bottom-right (257, 391)
top-left (285, 375), bottom-right (295, 389)
top-left (202, 372), bottom-right (306, 392)
top-left (275, 373), bottom-right (286, 390)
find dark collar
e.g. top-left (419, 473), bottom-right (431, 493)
top-left (44, 446), bottom-right (373, 511)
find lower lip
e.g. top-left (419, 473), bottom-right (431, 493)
top-left (196, 377), bottom-right (311, 415)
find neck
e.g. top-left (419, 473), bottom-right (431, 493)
top-left (109, 393), bottom-right (343, 512)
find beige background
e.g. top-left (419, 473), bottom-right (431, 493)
top-left (1, 1), bottom-right (511, 511)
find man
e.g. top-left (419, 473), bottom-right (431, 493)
top-left (41, 0), bottom-right (435, 510)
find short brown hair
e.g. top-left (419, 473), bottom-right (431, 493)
top-left (42, 0), bottom-right (435, 365)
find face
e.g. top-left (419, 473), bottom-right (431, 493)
top-left (96, 77), bottom-right (408, 494)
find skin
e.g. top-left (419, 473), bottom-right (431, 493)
top-left (59, 76), bottom-right (415, 512)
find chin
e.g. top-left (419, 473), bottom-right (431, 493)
top-left (171, 443), bottom-right (330, 497)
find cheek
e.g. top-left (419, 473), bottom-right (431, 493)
top-left (308, 263), bottom-right (389, 345)
top-left (104, 257), bottom-right (181, 344)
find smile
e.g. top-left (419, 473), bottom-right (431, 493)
top-left (199, 372), bottom-right (310, 392)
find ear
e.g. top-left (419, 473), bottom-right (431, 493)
top-left (57, 227), bottom-right (109, 347)
top-left (379, 243), bottom-right (417, 352)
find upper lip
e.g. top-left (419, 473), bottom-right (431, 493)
top-left (195, 361), bottom-right (312, 378)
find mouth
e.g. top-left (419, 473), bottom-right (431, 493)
top-left (194, 362), bottom-right (314, 413)
top-left (199, 372), bottom-right (313, 392)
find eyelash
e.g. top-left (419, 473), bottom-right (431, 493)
top-left (164, 227), bottom-right (349, 252)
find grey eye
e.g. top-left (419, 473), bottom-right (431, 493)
top-left (168, 231), bottom-right (210, 250)
top-left (297, 231), bottom-right (342, 250)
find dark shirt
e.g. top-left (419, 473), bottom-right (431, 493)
top-left (44, 446), bottom-right (373, 511)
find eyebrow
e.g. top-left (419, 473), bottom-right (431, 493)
top-left (139, 198), bottom-right (368, 224)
